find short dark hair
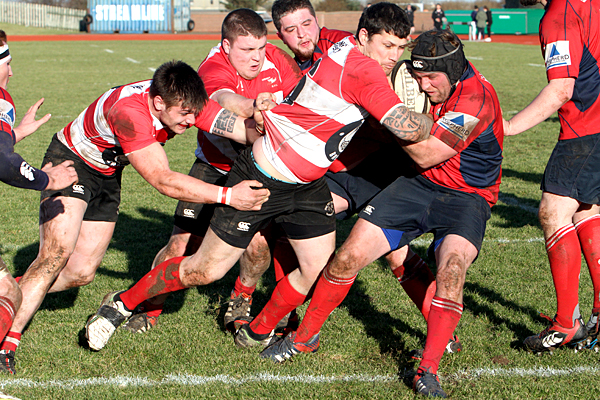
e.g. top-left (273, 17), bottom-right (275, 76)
top-left (356, 2), bottom-right (410, 40)
top-left (150, 60), bottom-right (208, 112)
top-left (221, 8), bottom-right (267, 44)
top-left (0, 30), bottom-right (6, 44)
top-left (271, 0), bottom-right (316, 32)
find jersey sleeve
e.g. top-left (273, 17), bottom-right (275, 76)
top-left (0, 129), bottom-right (49, 190)
top-left (198, 48), bottom-right (239, 96)
top-left (541, 5), bottom-right (582, 81)
top-left (194, 99), bottom-right (226, 133)
top-left (0, 88), bottom-right (16, 135)
top-left (108, 99), bottom-right (158, 155)
top-left (342, 53), bottom-right (404, 122)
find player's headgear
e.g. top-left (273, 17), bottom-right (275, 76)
top-left (410, 29), bottom-right (466, 87)
top-left (0, 44), bottom-right (11, 66)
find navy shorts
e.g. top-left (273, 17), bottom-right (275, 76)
top-left (173, 159), bottom-right (228, 236)
top-left (542, 133), bottom-right (600, 204)
top-left (326, 143), bottom-right (417, 220)
top-left (360, 175), bottom-right (491, 254)
top-left (210, 148), bottom-right (336, 249)
top-left (41, 134), bottom-right (121, 222)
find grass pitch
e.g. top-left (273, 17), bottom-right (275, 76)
top-left (0, 32), bottom-right (598, 399)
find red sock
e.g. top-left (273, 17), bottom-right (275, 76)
top-left (0, 297), bottom-right (15, 341)
top-left (419, 296), bottom-right (463, 375)
top-left (250, 275), bottom-right (306, 335)
top-left (546, 224), bottom-right (581, 327)
top-left (120, 256), bottom-right (187, 311)
top-left (295, 267), bottom-right (356, 343)
top-left (575, 215), bottom-right (600, 310)
top-left (137, 299), bottom-right (165, 318)
top-left (14, 277), bottom-right (21, 284)
top-left (233, 276), bottom-right (256, 297)
top-left (391, 253), bottom-right (436, 320)
top-left (0, 331), bottom-right (20, 352)
top-left (272, 237), bottom-right (299, 282)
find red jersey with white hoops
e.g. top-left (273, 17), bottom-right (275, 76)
top-left (260, 36), bottom-right (405, 183)
top-left (195, 43), bottom-right (302, 173)
top-left (57, 80), bottom-right (222, 176)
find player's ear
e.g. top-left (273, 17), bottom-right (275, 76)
top-left (153, 95), bottom-right (166, 112)
top-left (357, 28), bottom-right (369, 46)
top-left (276, 31), bottom-right (283, 40)
top-left (222, 38), bottom-right (231, 55)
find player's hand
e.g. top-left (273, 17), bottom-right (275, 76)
top-left (229, 180), bottom-right (270, 211)
top-left (42, 160), bottom-right (78, 191)
top-left (13, 98), bottom-right (51, 143)
top-left (253, 92), bottom-right (277, 131)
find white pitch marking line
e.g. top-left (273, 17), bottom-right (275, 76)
top-left (527, 63), bottom-right (544, 67)
top-left (126, 57), bottom-right (141, 64)
top-left (104, 49), bottom-right (114, 53)
top-left (2, 366), bottom-right (600, 390)
top-left (469, 56), bottom-right (483, 60)
top-left (148, 67), bottom-right (156, 72)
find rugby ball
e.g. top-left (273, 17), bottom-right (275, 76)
top-left (391, 60), bottom-right (430, 114)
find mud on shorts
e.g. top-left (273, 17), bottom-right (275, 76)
top-left (360, 175), bottom-right (491, 258)
top-left (173, 158), bottom-right (229, 236)
top-left (41, 134), bottom-right (121, 222)
top-left (210, 148), bottom-right (336, 249)
top-left (542, 133), bottom-right (600, 204)
top-left (326, 142), bottom-right (417, 220)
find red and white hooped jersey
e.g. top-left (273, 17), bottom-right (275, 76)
top-left (260, 36), bottom-right (405, 183)
top-left (0, 87), bottom-right (16, 140)
top-left (58, 80), bottom-right (222, 176)
top-left (195, 43), bottom-right (302, 174)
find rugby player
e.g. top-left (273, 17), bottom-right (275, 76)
top-left (121, 9), bottom-right (303, 334)
top-left (0, 60), bottom-right (269, 374)
top-left (0, 36), bottom-right (78, 374)
top-left (269, 0), bottom-right (461, 354)
top-left (504, 0), bottom-right (600, 353)
top-left (84, 2), bottom-right (434, 354)
top-left (259, 29), bottom-right (504, 399)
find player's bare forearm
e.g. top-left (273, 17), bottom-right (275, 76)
top-left (212, 90), bottom-right (254, 118)
top-left (382, 106), bottom-right (433, 143)
top-left (505, 78), bottom-right (574, 136)
top-left (211, 109), bottom-right (249, 144)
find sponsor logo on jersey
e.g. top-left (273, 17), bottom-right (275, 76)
top-left (324, 200), bottom-right (335, 217)
top-left (19, 161), bottom-right (35, 181)
top-left (72, 184), bottom-right (85, 195)
top-left (237, 221), bottom-right (250, 232)
top-left (438, 111), bottom-right (480, 141)
top-left (545, 41), bottom-right (571, 70)
top-left (363, 205), bottom-right (375, 215)
top-left (0, 99), bottom-right (15, 128)
top-left (541, 331), bottom-right (565, 348)
top-left (330, 39), bottom-right (349, 54)
top-left (183, 209), bottom-right (195, 218)
top-left (262, 76), bottom-right (277, 85)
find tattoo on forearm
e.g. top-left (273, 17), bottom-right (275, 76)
top-left (383, 106), bottom-right (432, 142)
top-left (212, 110), bottom-right (237, 136)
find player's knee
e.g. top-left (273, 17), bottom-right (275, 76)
top-left (242, 240), bottom-right (271, 273)
top-left (0, 276), bottom-right (22, 311)
top-left (329, 248), bottom-right (362, 277)
top-left (436, 255), bottom-right (466, 291)
top-left (64, 270), bottom-right (97, 288)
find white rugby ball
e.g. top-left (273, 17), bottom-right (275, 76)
top-left (391, 60), bottom-right (431, 114)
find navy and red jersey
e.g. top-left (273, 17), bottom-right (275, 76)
top-left (423, 62), bottom-right (504, 207)
top-left (296, 27), bottom-right (351, 74)
top-left (540, 0), bottom-right (600, 141)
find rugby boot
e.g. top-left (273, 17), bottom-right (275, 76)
top-left (524, 314), bottom-right (587, 354)
top-left (259, 331), bottom-right (320, 363)
top-left (413, 367), bottom-right (447, 398)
